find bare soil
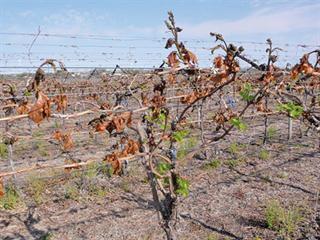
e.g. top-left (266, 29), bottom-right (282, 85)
top-left (0, 74), bottom-right (319, 240)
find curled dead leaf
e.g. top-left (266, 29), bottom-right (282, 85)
top-left (104, 152), bottom-right (122, 175)
top-left (167, 51), bottom-right (180, 69)
top-left (182, 50), bottom-right (198, 67)
top-left (103, 137), bottom-right (140, 175)
top-left (167, 73), bottom-right (177, 84)
top-left (17, 101), bottom-right (31, 115)
top-left (291, 54), bottom-right (314, 79)
top-left (52, 95), bottom-right (68, 112)
top-left (112, 111), bottom-right (132, 133)
top-left (141, 93), bottom-right (149, 106)
top-left (0, 177), bottom-right (4, 198)
top-left (214, 56), bottom-right (224, 69)
top-left (263, 71), bottom-right (275, 84)
top-left (256, 101), bottom-right (269, 112)
top-left (151, 94), bottom-right (166, 109)
top-left (52, 130), bottom-right (74, 151)
top-left (165, 38), bottom-right (175, 49)
top-left (28, 91), bottom-right (51, 124)
top-left (181, 92), bottom-right (198, 104)
top-left (181, 89), bottom-right (210, 104)
top-left (100, 102), bottom-right (111, 110)
top-left (123, 139), bottom-right (140, 155)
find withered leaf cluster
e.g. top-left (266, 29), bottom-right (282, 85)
top-left (16, 100), bottom-right (31, 115)
top-left (141, 93), bottom-right (149, 106)
top-left (52, 94), bottom-right (68, 112)
top-left (52, 130), bottom-right (74, 151)
top-left (263, 70), bottom-right (275, 85)
top-left (100, 102), bottom-right (111, 110)
top-left (167, 48), bottom-right (198, 69)
top-left (211, 54), bottom-right (239, 83)
top-left (167, 51), bottom-right (180, 69)
top-left (28, 91), bottom-right (51, 124)
top-left (213, 109), bottom-right (236, 130)
top-left (89, 112), bottom-right (132, 134)
top-left (256, 101), bottom-right (270, 113)
top-left (180, 43), bottom-right (198, 67)
top-left (164, 12), bottom-right (198, 69)
top-left (291, 54), bottom-right (318, 79)
top-left (181, 89), bottom-right (211, 104)
top-left (150, 94), bottom-right (167, 117)
top-left (104, 137), bottom-right (140, 175)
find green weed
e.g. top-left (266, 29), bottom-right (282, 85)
top-left (265, 200), bottom-right (303, 238)
top-left (267, 126), bottom-right (277, 140)
top-left (0, 182), bottom-right (20, 209)
top-left (27, 175), bottom-right (46, 205)
top-left (203, 159), bottom-right (221, 170)
top-left (259, 149), bottom-right (270, 160)
top-left (0, 143), bottom-right (8, 158)
top-left (64, 184), bottom-right (80, 201)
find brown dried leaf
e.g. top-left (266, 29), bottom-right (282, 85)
top-left (214, 56), bottom-right (225, 69)
top-left (104, 152), bottom-right (122, 175)
top-left (17, 101), bottom-right (31, 115)
top-left (113, 111), bottom-right (132, 133)
top-left (181, 92), bottom-right (198, 104)
top-left (0, 177), bottom-right (4, 198)
top-left (62, 132), bottom-right (73, 150)
top-left (52, 130), bottom-right (63, 141)
top-left (52, 130), bottom-right (74, 151)
top-left (165, 38), bottom-right (175, 49)
top-left (100, 102), bottom-right (110, 110)
top-left (161, 134), bottom-right (171, 141)
top-left (263, 71), bottom-right (275, 84)
top-left (210, 72), bottom-right (228, 84)
top-left (28, 91), bottom-right (51, 124)
top-left (213, 112), bottom-right (226, 125)
top-left (290, 64), bottom-right (300, 79)
top-left (112, 116), bottom-right (126, 133)
top-left (126, 139), bottom-right (140, 155)
top-left (141, 93), bottom-right (149, 106)
top-left (256, 102), bottom-right (269, 112)
top-left (95, 121), bottom-right (110, 132)
top-left (28, 68), bottom-right (45, 91)
top-left (52, 95), bottom-right (68, 112)
top-left (167, 73), bottom-right (176, 84)
top-left (291, 54), bottom-right (314, 79)
top-left (151, 94), bottom-right (166, 109)
top-left (167, 51), bottom-right (180, 69)
top-left (183, 50), bottom-right (198, 67)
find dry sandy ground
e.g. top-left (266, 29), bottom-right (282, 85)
top-left (0, 116), bottom-right (319, 240)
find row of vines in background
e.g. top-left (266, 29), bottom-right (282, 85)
top-left (0, 11), bottom-right (319, 240)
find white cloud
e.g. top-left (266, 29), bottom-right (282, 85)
top-left (42, 9), bottom-right (111, 34)
top-left (19, 10), bottom-right (34, 18)
top-left (180, 3), bottom-right (320, 38)
top-left (41, 9), bottom-right (162, 37)
top-left (44, 9), bottom-right (86, 25)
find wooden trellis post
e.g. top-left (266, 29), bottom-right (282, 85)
top-left (288, 117), bottom-right (293, 141)
top-left (7, 144), bottom-right (17, 183)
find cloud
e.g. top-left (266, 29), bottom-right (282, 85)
top-left (180, 3), bottom-right (320, 39)
top-left (41, 9), bottom-right (111, 34)
top-left (44, 9), bottom-right (87, 26)
top-left (40, 8), bottom-right (163, 38)
top-left (19, 10), bottom-right (34, 18)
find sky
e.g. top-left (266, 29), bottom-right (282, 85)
top-left (0, 0), bottom-right (319, 72)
